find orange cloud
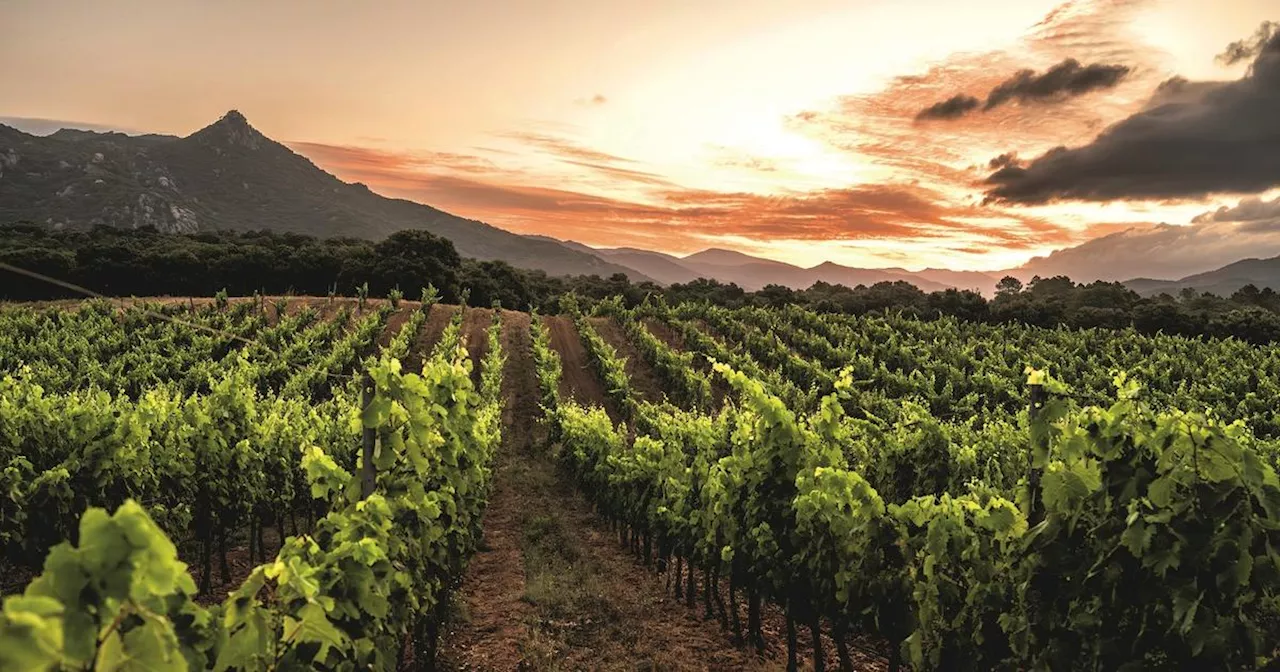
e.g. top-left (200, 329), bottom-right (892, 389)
top-left (284, 1), bottom-right (1168, 269)
top-left (793, 0), bottom-right (1164, 182)
top-left (496, 131), bottom-right (638, 165)
top-left (289, 141), bottom-right (503, 176)
top-left (291, 140), bottom-right (1080, 257)
top-left (705, 144), bottom-right (781, 173)
top-left (555, 159), bottom-right (680, 187)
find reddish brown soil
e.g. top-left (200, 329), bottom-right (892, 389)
top-left (437, 311), bottom-right (536, 671)
top-left (589, 316), bottom-right (665, 405)
top-left (643, 317), bottom-right (684, 349)
top-left (494, 311), bottom-right (535, 455)
top-left (187, 524), bottom-right (290, 607)
top-left (437, 309), bottom-right (883, 670)
top-left (375, 305), bottom-right (415, 350)
top-left (405, 304), bottom-right (458, 371)
top-left (277, 297), bottom-right (330, 323)
top-left (461, 308), bottom-right (493, 386)
top-left (522, 471), bottom-right (785, 671)
top-left (542, 314), bottom-right (610, 410)
top-left (438, 309), bottom-right (797, 671)
top-left (645, 316), bottom-right (730, 410)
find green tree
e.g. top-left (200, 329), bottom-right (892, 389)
top-left (371, 230), bottom-right (462, 300)
top-left (994, 275), bottom-right (1023, 297)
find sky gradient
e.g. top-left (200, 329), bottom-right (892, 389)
top-left (2, 0), bottom-right (1277, 271)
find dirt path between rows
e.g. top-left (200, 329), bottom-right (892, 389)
top-left (437, 310), bottom-right (536, 670)
top-left (438, 312), bottom-right (799, 671)
top-left (589, 316), bottom-right (666, 406)
top-left (645, 316), bottom-right (730, 410)
top-left (499, 455), bottom-right (786, 671)
top-left (462, 308), bottom-right (493, 387)
top-left (375, 305), bottom-right (415, 350)
top-left (542, 314), bottom-right (610, 411)
top-left (405, 303), bottom-right (457, 371)
top-left (643, 317), bottom-right (683, 350)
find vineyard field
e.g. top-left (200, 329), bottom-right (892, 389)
top-left (2, 293), bottom-right (1279, 671)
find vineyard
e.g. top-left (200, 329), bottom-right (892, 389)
top-left (2, 292), bottom-right (1279, 670)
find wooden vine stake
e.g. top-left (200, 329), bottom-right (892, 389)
top-left (1027, 377), bottom-right (1047, 524)
top-left (361, 370), bottom-right (377, 499)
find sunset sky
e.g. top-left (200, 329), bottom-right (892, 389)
top-left (3, 0), bottom-right (1278, 272)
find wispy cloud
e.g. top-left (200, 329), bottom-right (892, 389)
top-left (287, 141), bottom-right (504, 176)
top-left (773, 0), bottom-right (1166, 264)
top-left (917, 58), bottom-right (1131, 120)
top-left (705, 144), bottom-right (782, 173)
top-left (555, 159), bottom-right (680, 187)
top-left (575, 93), bottom-right (608, 106)
top-left (497, 130), bottom-right (636, 165)
top-left (286, 0), bottom-right (1213, 270)
top-left (293, 140), bottom-right (1079, 257)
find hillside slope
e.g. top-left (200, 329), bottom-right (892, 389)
top-left (550, 241), bottom-right (968, 292)
top-left (0, 111), bottom-right (649, 281)
top-left (1126, 256), bottom-right (1280, 296)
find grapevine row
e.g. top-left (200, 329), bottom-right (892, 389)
top-left (533, 311), bottom-right (1280, 670)
top-left (0, 306), bottom-right (505, 669)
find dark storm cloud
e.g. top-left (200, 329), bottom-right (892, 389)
top-left (1217, 20), bottom-right (1279, 66)
top-left (1193, 195), bottom-right (1280, 234)
top-left (988, 152), bottom-right (1023, 170)
top-left (915, 58), bottom-right (1130, 121)
top-left (1239, 219), bottom-right (1280, 234)
top-left (982, 58), bottom-right (1131, 109)
top-left (984, 25), bottom-right (1280, 204)
top-left (914, 94), bottom-right (981, 120)
top-left (1015, 219), bottom-right (1280, 282)
top-left (1193, 194), bottom-right (1280, 224)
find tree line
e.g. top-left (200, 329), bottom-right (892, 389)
top-left (6, 223), bottom-right (1280, 343)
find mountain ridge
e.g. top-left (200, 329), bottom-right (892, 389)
top-left (537, 237), bottom-right (967, 293)
top-left (0, 110), bottom-right (650, 282)
top-left (7, 110), bottom-right (1280, 296)
top-left (1122, 255), bottom-right (1280, 297)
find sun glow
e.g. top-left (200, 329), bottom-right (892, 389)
top-left (8, 0), bottom-right (1275, 272)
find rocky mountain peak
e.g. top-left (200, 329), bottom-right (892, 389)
top-left (0, 109), bottom-right (657, 282)
top-left (188, 109), bottom-right (265, 150)
top-left (218, 109), bottom-right (249, 127)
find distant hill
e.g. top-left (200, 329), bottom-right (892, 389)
top-left (542, 240), bottom-right (966, 292)
top-left (1122, 278), bottom-right (1180, 296)
top-left (0, 111), bottom-right (648, 281)
top-left (908, 269), bottom-right (1001, 293)
top-left (597, 248), bottom-right (706, 285)
top-left (1125, 256), bottom-right (1280, 297)
top-left (678, 249), bottom-right (826, 290)
top-left (680, 248), bottom-right (795, 270)
top-left (1010, 222), bottom-right (1280, 285)
top-left (804, 262), bottom-right (951, 293)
